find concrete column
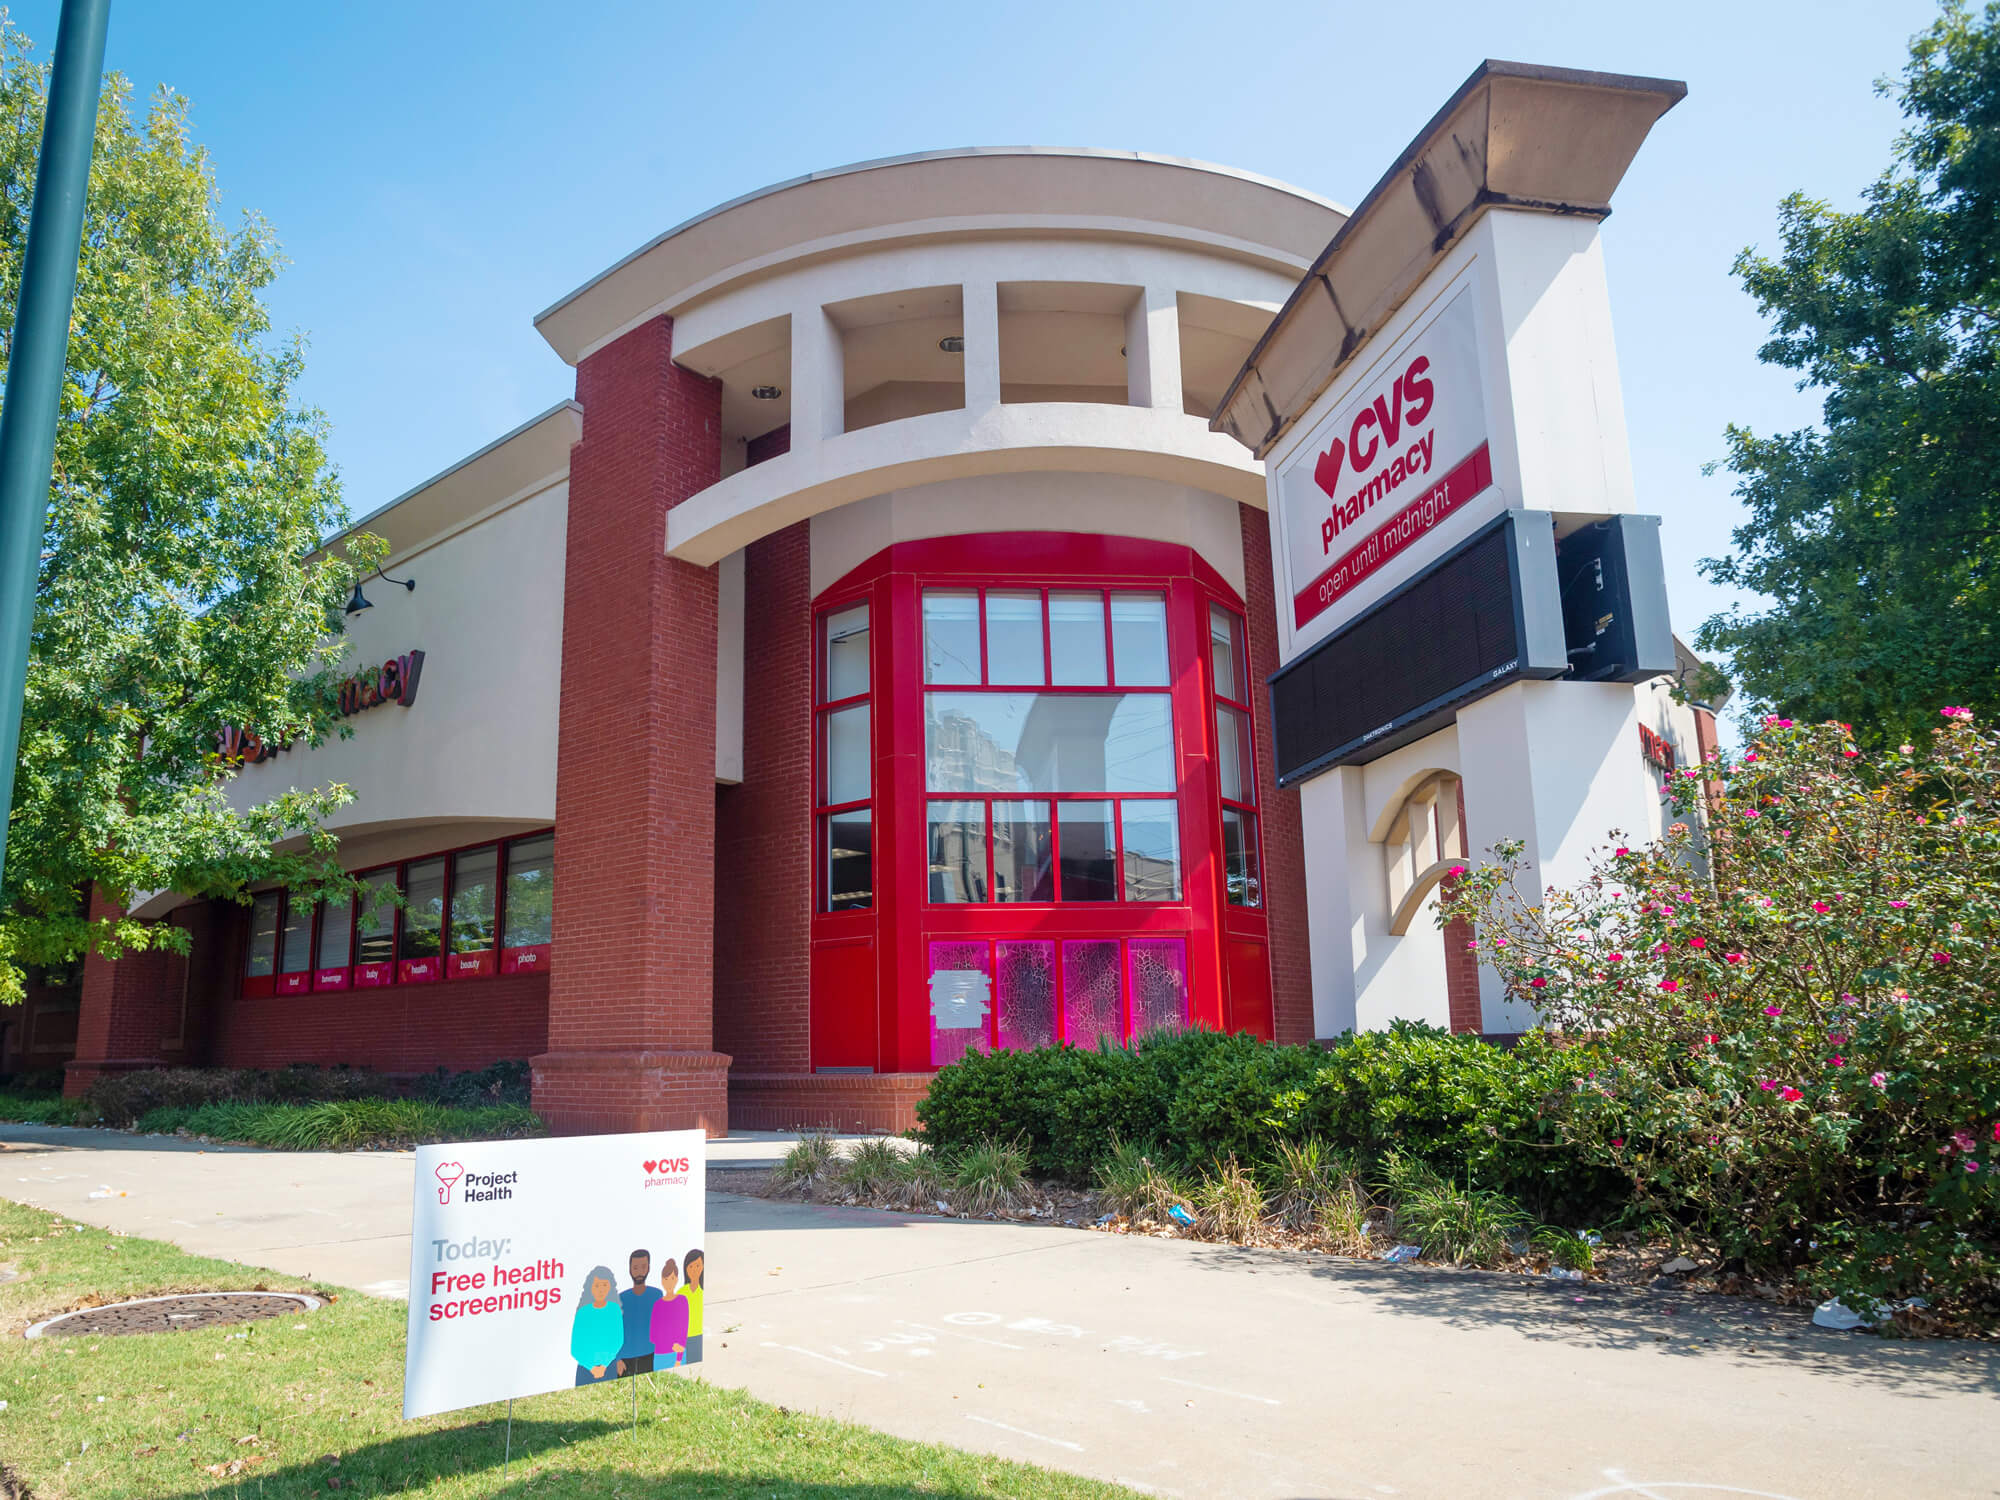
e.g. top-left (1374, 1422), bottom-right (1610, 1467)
top-left (1125, 286), bottom-right (1183, 410)
top-left (962, 279), bottom-right (1001, 409)
top-left (1455, 678), bottom-right (1654, 1033)
top-left (534, 314), bottom-right (732, 1136)
top-left (789, 305), bottom-right (845, 446)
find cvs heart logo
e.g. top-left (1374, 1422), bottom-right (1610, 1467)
top-left (643, 1159), bottom-right (658, 1174)
top-left (1313, 436), bottom-right (1347, 498)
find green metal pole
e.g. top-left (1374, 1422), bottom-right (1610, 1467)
top-left (0, 0), bottom-right (111, 890)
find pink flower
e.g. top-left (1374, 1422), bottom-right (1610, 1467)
top-left (1842, 749), bottom-right (1859, 758)
top-left (1615, 846), bottom-right (1630, 857)
top-left (1702, 1034), bottom-right (1719, 1046)
top-left (1829, 1032), bottom-right (1847, 1045)
top-left (1494, 938), bottom-right (1508, 949)
top-left (1953, 1130), bottom-right (1977, 1153)
top-left (1993, 1122), bottom-right (2000, 1143)
top-left (1608, 952), bottom-right (1625, 963)
top-left (1869, 1072), bottom-right (1887, 1088)
top-left (1763, 1005), bottom-right (1782, 1018)
top-left (1941, 706), bottom-right (1972, 719)
top-left (1447, 865), bottom-right (1467, 877)
top-left (1781, 1087), bottom-right (1804, 1102)
top-left (1610, 1138), bottom-right (1625, 1149)
top-left (1933, 951), bottom-right (1952, 966)
top-left (1725, 952), bottom-right (1746, 964)
top-left (1828, 1056), bottom-right (1845, 1068)
top-left (1890, 900), bottom-right (1910, 909)
top-left (1744, 752), bottom-right (1759, 762)
top-left (1688, 937), bottom-right (1707, 949)
top-left (1967, 1160), bottom-right (1982, 1173)
top-left (1659, 979), bottom-right (1681, 993)
top-left (1529, 977), bottom-right (1547, 989)
top-left (1811, 901), bottom-right (1831, 913)
top-left (1742, 809), bottom-right (1761, 819)
top-left (1899, 744), bottom-right (1913, 755)
top-left (1758, 1080), bottom-right (1781, 1091)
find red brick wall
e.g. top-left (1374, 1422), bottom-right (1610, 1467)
top-left (1239, 505), bottom-right (1315, 1044)
top-left (1443, 783), bottom-right (1482, 1034)
top-left (714, 515), bottom-right (812, 1075)
top-left (537, 313), bottom-right (730, 1134)
top-left (65, 887), bottom-right (180, 1093)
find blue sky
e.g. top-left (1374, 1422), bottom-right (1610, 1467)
top-left (9, 0), bottom-right (1947, 656)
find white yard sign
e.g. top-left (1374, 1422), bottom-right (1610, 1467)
top-left (1272, 288), bottom-right (1492, 633)
top-left (403, 1130), bottom-right (706, 1420)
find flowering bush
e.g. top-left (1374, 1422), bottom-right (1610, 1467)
top-left (1439, 711), bottom-right (2000, 1324)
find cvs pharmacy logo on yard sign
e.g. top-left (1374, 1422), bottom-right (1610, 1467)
top-left (1276, 290), bottom-right (1493, 631)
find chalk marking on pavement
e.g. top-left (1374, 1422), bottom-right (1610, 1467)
top-left (761, 1340), bottom-right (889, 1378)
top-left (1158, 1374), bottom-right (1280, 1406)
top-left (900, 1318), bottom-right (1025, 1350)
top-left (1573, 1474), bottom-right (1801, 1500)
top-left (965, 1414), bottom-right (1083, 1451)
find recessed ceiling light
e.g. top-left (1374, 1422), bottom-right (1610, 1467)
top-left (751, 385), bottom-right (782, 400)
top-left (938, 336), bottom-right (965, 353)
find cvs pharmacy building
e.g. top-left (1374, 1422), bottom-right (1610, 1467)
top-left (54, 71), bottom-right (1716, 1134)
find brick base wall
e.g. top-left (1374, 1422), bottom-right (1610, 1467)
top-left (533, 1049), bottom-right (730, 1137)
top-left (728, 1072), bottom-right (934, 1135)
top-left (207, 972), bottom-right (550, 1073)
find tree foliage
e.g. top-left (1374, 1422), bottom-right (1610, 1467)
top-left (1440, 713), bottom-right (2000, 1323)
top-left (1699, 2), bottom-right (2000, 748)
top-left (0, 22), bottom-right (376, 999)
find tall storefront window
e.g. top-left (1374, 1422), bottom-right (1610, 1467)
top-left (807, 536), bottom-right (1274, 1072)
top-left (817, 601), bottom-right (872, 911)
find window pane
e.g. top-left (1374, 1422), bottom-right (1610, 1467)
top-left (279, 897), bottom-right (314, 974)
top-left (1215, 704), bottom-right (1254, 805)
top-left (1210, 605), bottom-right (1247, 702)
top-left (503, 833), bottom-right (555, 949)
top-left (317, 895), bottom-right (353, 969)
top-left (826, 810), bottom-right (873, 911)
top-left (1223, 808), bottom-right (1262, 908)
top-left (923, 589), bottom-right (981, 683)
top-left (1061, 939), bottom-right (1122, 1046)
top-left (996, 940), bottom-right (1057, 1051)
top-left (927, 800), bottom-right (988, 903)
top-left (1048, 593), bottom-right (1108, 685)
top-left (449, 846), bottom-right (498, 953)
top-left (983, 591), bottom-right (1044, 684)
top-left (1110, 593), bottom-right (1169, 686)
top-left (246, 892), bottom-right (280, 977)
top-left (928, 940), bottom-right (991, 1067)
top-left (1058, 799), bottom-right (1117, 902)
top-left (824, 703), bottom-right (870, 805)
top-left (992, 799), bottom-right (1054, 902)
top-left (824, 603), bottom-right (870, 701)
top-left (1128, 937), bottom-right (1191, 1035)
top-left (401, 858), bottom-right (446, 959)
top-left (1121, 800), bottom-right (1182, 901)
top-left (356, 870), bottom-right (399, 965)
top-left (924, 693), bottom-right (1174, 793)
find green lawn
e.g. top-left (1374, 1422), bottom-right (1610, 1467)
top-left (0, 1198), bottom-right (1134, 1499)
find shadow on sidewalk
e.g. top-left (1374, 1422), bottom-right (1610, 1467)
top-left (1190, 1239), bottom-right (2000, 1400)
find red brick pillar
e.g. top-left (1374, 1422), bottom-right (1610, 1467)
top-left (1442, 783), bottom-right (1482, 1035)
top-left (531, 315), bottom-right (732, 1135)
top-left (63, 888), bottom-right (182, 1097)
top-left (1239, 505), bottom-right (1314, 1045)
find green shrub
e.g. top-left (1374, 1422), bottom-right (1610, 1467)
top-left (1443, 711), bottom-right (2000, 1321)
top-left (834, 1138), bottom-right (904, 1196)
top-left (411, 1059), bottom-right (532, 1108)
top-left (915, 1042), bottom-right (1160, 1182)
top-left (1379, 1152), bottom-right (1531, 1267)
top-left (951, 1137), bottom-right (1028, 1216)
top-left (0, 1091), bottom-right (88, 1126)
top-left (771, 1131), bottom-right (838, 1192)
top-left (86, 1065), bottom-right (392, 1126)
top-left (134, 1099), bottom-right (541, 1149)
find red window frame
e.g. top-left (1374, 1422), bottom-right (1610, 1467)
top-left (1207, 603), bottom-right (1265, 909)
top-left (814, 596), bottom-right (873, 913)
top-left (238, 827), bottom-right (554, 999)
top-left (806, 532), bottom-right (1275, 1074)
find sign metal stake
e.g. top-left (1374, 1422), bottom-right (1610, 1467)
top-left (503, 1396), bottom-right (512, 1484)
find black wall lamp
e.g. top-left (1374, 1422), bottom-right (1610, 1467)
top-left (345, 564), bottom-right (415, 616)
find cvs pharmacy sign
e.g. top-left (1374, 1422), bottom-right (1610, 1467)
top-left (1275, 290), bottom-right (1492, 630)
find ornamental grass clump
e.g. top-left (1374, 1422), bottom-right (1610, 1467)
top-left (834, 1137), bottom-right (905, 1197)
top-left (772, 1131), bottom-right (839, 1192)
top-left (888, 1144), bottom-right (953, 1211)
top-left (1378, 1152), bottom-right (1530, 1266)
top-left (1194, 1156), bottom-right (1266, 1243)
top-left (1440, 710), bottom-right (2000, 1323)
top-left (951, 1137), bottom-right (1030, 1216)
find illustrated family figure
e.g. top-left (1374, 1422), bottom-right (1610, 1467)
top-left (569, 1246), bottom-right (705, 1384)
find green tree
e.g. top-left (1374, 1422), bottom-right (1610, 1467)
top-left (1699, 1), bottom-right (2000, 748)
top-left (0, 22), bottom-right (375, 1001)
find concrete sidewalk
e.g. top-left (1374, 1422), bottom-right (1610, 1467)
top-left (4, 1124), bottom-right (1996, 1499)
